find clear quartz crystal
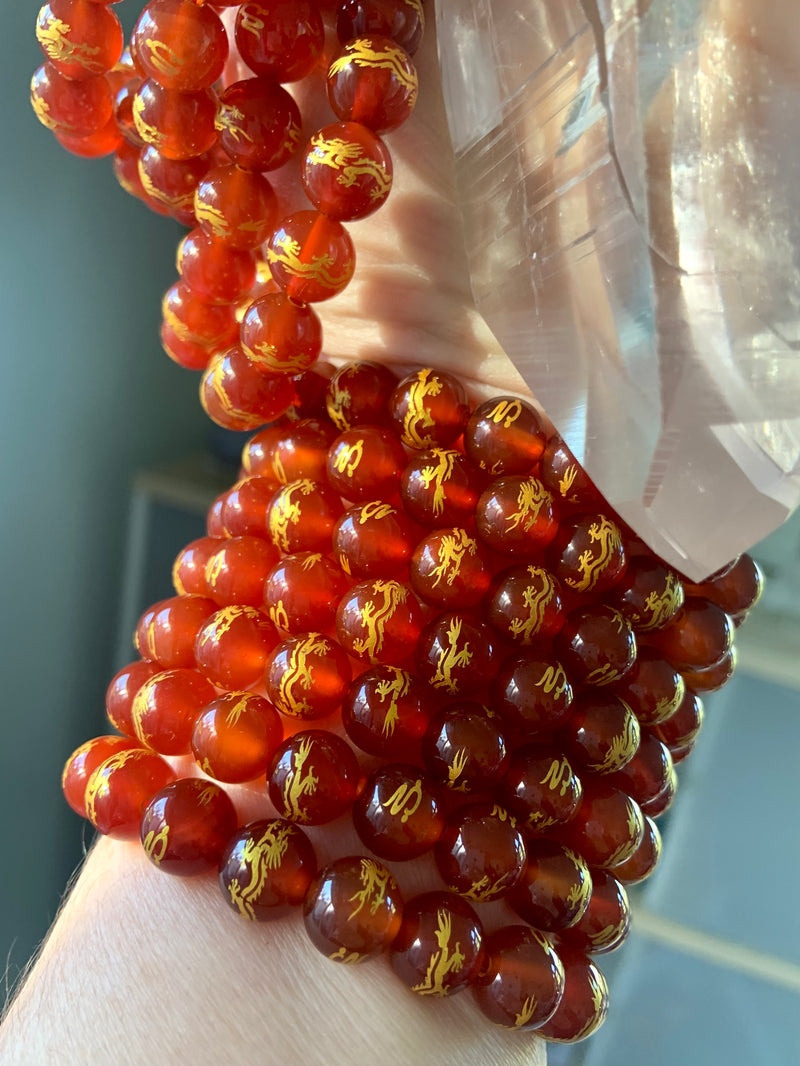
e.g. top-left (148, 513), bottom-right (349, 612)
top-left (436, 0), bottom-right (800, 579)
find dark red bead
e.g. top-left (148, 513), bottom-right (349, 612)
top-left (539, 435), bottom-right (603, 512)
top-left (684, 553), bottom-right (763, 615)
top-left (337, 0), bottom-right (425, 56)
top-left (491, 654), bottom-right (574, 737)
top-left (651, 688), bottom-right (704, 751)
top-left (131, 0), bottom-right (228, 91)
top-left (535, 947), bottom-right (609, 1042)
top-left (105, 660), bottom-right (161, 736)
top-left (134, 593), bottom-right (217, 669)
top-left (336, 580), bottom-right (424, 664)
top-left (558, 870), bottom-right (630, 955)
top-left (334, 501), bottom-right (416, 579)
top-left (62, 735), bottom-right (141, 817)
top-left (400, 448), bottom-right (484, 528)
top-left (266, 211), bottom-right (355, 303)
top-left (507, 840), bottom-right (592, 932)
top-left (328, 35), bottom-right (418, 133)
top-left (191, 692), bottom-right (283, 783)
top-left (268, 730), bottom-right (360, 824)
top-left (235, 0), bottom-right (324, 82)
top-left (219, 819), bottom-right (317, 919)
top-left (610, 556), bottom-right (684, 632)
top-left (194, 605), bottom-right (278, 691)
top-left (265, 633), bottom-right (352, 721)
top-left (434, 802), bottom-right (527, 902)
top-left (475, 475), bottom-right (559, 556)
top-left (682, 647), bottom-right (737, 693)
top-left (390, 891), bottom-right (485, 997)
top-left (266, 479), bottom-right (344, 554)
top-left (613, 815), bottom-right (662, 885)
top-left (548, 513), bottom-right (627, 595)
top-left (352, 764), bottom-right (446, 859)
top-left (85, 747), bottom-right (176, 839)
top-left (415, 611), bottom-right (502, 698)
top-left (645, 596), bottom-right (734, 671)
top-left (557, 778), bottom-right (644, 870)
top-left (389, 368), bottom-right (470, 450)
top-left (342, 665), bottom-right (433, 757)
top-left (464, 396), bottom-right (547, 476)
top-left (556, 605), bottom-right (637, 688)
top-left (140, 777), bottom-right (237, 876)
top-left (605, 730), bottom-right (673, 807)
top-left (422, 702), bottom-right (509, 794)
top-left (499, 746), bottom-right (583, 834)
top-left (264, 552), bottom-right (349, 635)
top-left (610, 647), bottom-right (685, 726)
top-left (325, 360), bottom-right (399, 430)
top-left (640, 765), bottom-right (678, 819)
top-left (302, 121), bottom-right (393, 221)
top-left (410, 528), bottom-right (493, 609)
top-left (473, 925), bottom-right (565, 1030)
top-left (487, 564), bottom-right (566, 643)
top-left (326, 425), bottom-right (406, 500)
top-left (561, 692), bottom-right (641, 776)
top-left (216, 77), bottom-right (302, 170)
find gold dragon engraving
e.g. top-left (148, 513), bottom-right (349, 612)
top-left (400, 368), bottom-right (442, 448)
top-left (329, 38), bottom-right (418, 104)
top-left (37, 18), bottom-right (104, 72)
top-left (266, 232), bottom-right (353, 290)
top-left (142, 823), bottom-right (169, 865)
top-left (566, 516), bottom-right (623, 591)
top-left (226, 821), bottom-right (293, 919)
top-left (504, 478), bottom-right (553, 535)
top-left (350, 581), bottom-right (408, 661)
top-left (540, 757), bottom-right (574, 796)
top-left (641, 571), bottom-right (684, 630)
top-left (276, 633), bottom-right (330, 717)
top-left (427, 528), bottom-right (475, 590)
top-left (535, 662), bottom-right (570, 700)
top-left (306, 134), bottom-right (392, 202)
top-left (508, 566), bottom-right (557, 642)
top-left (268, 480), bottom-right (315, 553)
top-left (374, 668), bottom-right (410, 737)
top-left (410, 909), bottom-right (465, 996)
top-left (430, 615), bottom-right (472, 693)
top-left (382, 779), bottom-right (423, 824)
top-left (348, 859), bottom-right (393, 920)
top-left (586, 713), bottom-right (640, 774)
top-left (281, 734), bottom-right (318, 822)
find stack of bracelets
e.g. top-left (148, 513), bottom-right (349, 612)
top-left (32, 0), bottom-right (764, 1047)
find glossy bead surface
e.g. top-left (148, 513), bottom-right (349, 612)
top-left (549, 513), bottom-right (627, 595)
top-left (645, 596), bottom-right (734, 671)
top-left (325, 360), bottom-right (398, 430)
top-left (557, 778), bottom-right (644, 870)
top-left (562, 693), bottom-right (641, 776)
top-left (434, 803), bottom-right (527, 903)
top-left (303, 855), bottom-right (404, 961)
top-left (487, 564), bottom-right (566, 643)
top-left (422, 702), bottom-right (508, 794)
top-left (606, 730), bottom-right (673, 807)
top-left (685, 553), bottom-right (763, 615)
top-left (160, 322), bottom-right (211, 371)
top-left (131, 667), bottom-right (216, 755)
top-left (135, 594), bottom-right (216, 669)
top-left (326, 425), bottom-right (406, 501)
top-left (37, 0), bottom-right (124, 80)
top-left (264, 552), bottom-right (348, 635)
top-left (192, 692), bottom-right (283, 782)
top-left (268, 731), bottom-right (360, 824)
top-left (240, 292), bottom-right (323, 374)
top-left (353, 764), bottom-right (446, 859)
top-left (204, 536), bottom-right (277, 608)
top-left (85, 747), bottom-right (176, 838)
top-left (400, 448), bottom-right (483, 528)
top-left (408, 528), bottom-right (490, 609)
top-left (206, 491), bottom-right (229, 537)
top-left (138, 146), bottom-right (210, 224)
top-left (558, 870), bottom-right (630, 955)
top-left (611, 556), bottom-right (684, 632)
top-left (640, 765), bottom-right (678, 819)
top-left (476, 476), bottom-right (558, 556)
top-left (62, 735), bottom-right (140, 817)
top-left (195, 164), bottom-right (278, 250)
top-left (302, 121), bottom-right (393, 221)
top-left (219, 477), bottom-right (276, 539)
top-left (535, 947), bottom-right (609, 1042)
top-left (390, 892), bottom-right (485, 997)
top-left (416, 612), bottom-right (501, 697)
top-left (216, 78), bottom-right (302, 170)
top-left (473, 925), bottom-right (565, 1030)
top-left (201, 347), bottom-right (295, 431)
top-left (269, 418), bottom-right (338, 485)
top-left (556, 605), bottom-right (637, 688)
top-left (105, 659), bottom-right (162, 736)
top-left (334, 501), bottom-right (415, 579)
top-left (651, 688), bottom-right (704, 750)
top-left (241, 425), bottom-right (288, 481)
top-left (464, 396), bottom-right (547, 476)
top-left (131, 0), bottom-right (227, 91)
top-left (491, 654), bottom-right (574, 736)
top-left (265, 633), bottom-right (352, 719)
top-left (328, 35), bottom-right (418, 132)
top-left (140, 777), bottom-right (237, 875)
top-left (235, 0), bottom-right (324, 81)
top-left (342, 665), bottom-right (433, 757)
top-left (682, 647), bottom-right (737, 694)
top-left (611, 647), bottom-right (685, 726)
top-left (179, 229), bottom-right (257, 304)
top-left (220, 819), bottom-right (317, 919)
top-left (390, 368), bottom-right (470, 450)
top-left (336, 580), bottom-right (423, 664)
top-left (31, 62), bottom-right (113, 134)
top-left (194, 605), bottom-right (277, 690)
top-left (499, 747), bottom-right (583, 834)
top-left (337, 0), bottom-right (425, 55)
top-left (132, 79), bottom-right (217, 160)
top-left (162, 282), bottom-right (238, 350)
top-left (266, 212), bottom-right (355, 304)
top-left (266, 479), bottom-right (343, 554)
top-left (613, 815), bottom-right (662, 884)
top-left (508, 840), bottom-right (592, 931)
top-left (55, 112), bottom-right (122, 156)
top-left (539, 435), bottom-right (603, 512)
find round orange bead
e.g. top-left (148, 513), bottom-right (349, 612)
top-left (352, 764), bottom-right (446, 860)
top-left (219, 477), bottom-right (277, 538)
top-left (549, 513), bottom-right (627, 595)
top-left (342, 664), bottom-right (433, 757)
top-left (499, 746), bottom-right (583, 835)
top-left (161, 320), bottom-right (213, 370)
top-left (556, 778), bottom-right (644, 870)
top-left (179, 229), bottom-right (257, 305)
top-left (235, 0), bottom-right (324, 82)
top-left (611, 647), bottom-right (685, 726)
top-left (337, 0), bottom-right (425, 56)
top-left (194, 605), bottom-right (278, 691)
top-left (37, 0), bottom-right (124, 81)
top-left (651, 688), bottom-right (704, 752)
top-left (32, 62), bottom-right (113, 135)
top-left (131, 0), bottom-right (228, 91)
top-left (200, 347), bottom-right (295, 431)
top-left (219, 819), bottom-right (317, 919)
top-left (216, 78), bottom-right (302, 171)
top-left (535, 947), bottom-right (609, 1042)
top-left (327, 425), bottom-right (406, 501)
top-left (684, 553), bottom-right (763, 615)
top-left (476, 475), bottom-right (559, 557)
top-left (487, 564), bottom-right (566, 643)
top-left (334, 501), bottom-right (416, 579)
top-left (266, 212), bottom-right (355, 304)
top-left (325, 360), bottom-right (399, 431)
top-left (55, 112), bottom-right (122, 157)
top-left (138, 146), bottom-right (211, 224)
top-left (415, 611), bottom-right (502, 698)
top-left (473, 926), bottom-right (565, 1030)
top-left (410, 528), bottom-right (492, 609)
top-left (105, 659), bottom-right (162, 736)
top-left (558, 870), bottom-right (630, 955)
top-left (327, 35), bottom-right (418, 133)
top-left (62, 735), bottom-right (141, 817)
top-left (562, 692), bottom-right (641, 776)
top-left (140, 777), bottom-right (237, 876)
top-left (265, 633), bottom-right (352, 720)
top-left (302, 121), bottom-right (393, 221)
top-left (131, 667), bottom-right (216, 755)
top-left (606, 730), bottom-right (673, 807)
top-left (269, 730), bottom-right (361, 825)
top-left (390, 891), bottom-right (485, 997)
top-left (508, 840), bottom-right (592, 932)
top-left (162, 281), bottom-right (239, 350)
top-left (132, 79), bottom-right (218, 160)
top-left (464, 396), bottom-right (547, 476)
top-left (610, 556), bottom-right (684, 632)
top-left (195, 164), bottom-right (278, 250)
top-left (192, 692), bottom-right (283, 783)
top-left (266, 479), bottom-right (344, 554)
top-left (336, 579), bottom-right (424, 665)
top-left (271, 418), bottom-right (338, 485)
top-left (400, 448), bottom-right (484, 528)
top-left (172, 536), bottom-right (219, 596)
top-left (134, 593), bottom-right (217, 669)
top-left (390, 368), bottom-right (470, 450)
top-left (422, 702), bottom-right (509, 794)
top-left (85, 747), bottom-right (176, 839)
top-left (240, 293), bottom-right (323, 375)
top-left (264, 552), bottom-right (349, 635)
top-left (204, 535), bottom-right (278, 608)
top-left (613, 814), bottom-right (662, 885)
top-left (556, 605), bottom-right (637, 688)
top-left (491, 654), bottom-right (574, 736)
top-left (539, 435), bottom-right (603, 513)
top-left (645, 595), bottom-right (734, 671)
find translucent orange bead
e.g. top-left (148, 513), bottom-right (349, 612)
top-left (195, 164), bottom-right (279, 250)
top-left (140, 777), bottom-right (237, 876)
top-left (131, 0), bottom-right (228, 91)
top-left (390, 368), bottom-right (470, 450)
top-left (105, 659), bottom-right (162, 736)
top-left (353, 763), bottom-right (446, 860)
top-left (269, 730), bottom-right (360, 824)
top-left (240, 292), bottom-right (323, 375)
top-left (336, 580), bottom-right (424, 665)
top-left (325, 360), bottom-right (399, 431)
top-left (611, 647), bottom-right (685, 726)
top-left (204, 535), bottom-right (279, 608)
top-left (216, 78), bottom-right (302, 171)
top-left (337, 0), bottom-right (425, 55)
top-left (37, 0), bottom-right (124, 80)
top-left (264, 552), bottom-right (349, 635)
top-left (556, 605), bottom-right (637, 688)
top-left (684, 553), bottom-right (763, 615)
top-left (162, 281), bottom-right (239, 350)
top-left (327, 35), bottom-right (418, 133)
top-left (491, 654), bottom-right (574, 736)
top-left (220, 819), bottom-right (317, 919)
top-left (266, 479), bottom-right (344, 554)
top-left (286, 362), bottom-right (336, 421)
top-left (342, 664), bottom-right (433, 757)
top-left (221, 477), bottom-right (277, 538)
top-left (562, 693), bottom-right (641, 776)
top-left (131, 667), bottom-right (216, 755)
top-left (613, 814), bottom-right (662, 884)
top-left (487, 564), bottom-right (566, 643)
top-left (557, 778), bottom-right (644, 870)
top-left (499, 746), bottom-right (583, 835)
top-left (134, 594), bottom-right (217, 669)
top-left (464, 396), bottom-right (547, 476)
top-left (508, 840), bottom-right (592, 932)
top-left (400, 448), bottom-right (484, 528)
top-left (235, 0), bottom-right (324, 82)
top-left (159, 323), bottom-right (210, 370)
top-left (334, 501), bottom-right (416, 579)
top-left (179, 229), bottom-right (257, 305)
top-left (422, 702), bottom-right (509, 794)
top-left (651, 688), bottom-right (704, 752)
top-left (539, 435), bottom-right (603, 513)
top-left (84, 747), bottom-right (176, 839)
top-left (241, 425), bottom-right (288, 482)
top-left (415, 612), bottom-right (502, 698)
top-left (390, 892), bottom-right (484, 997)
top-left (434, 803), bottom-right (527, 903)
top-left (138, 146), bottom-right (211, 224)
top-left (54, 112), bottom-right (122, 157)
top-left (270, 418), bottom-right (339, 485)
top-left (113, 139), bottom-right (150, 202)
top-left (326, 426), bottom-right (406, 501)
top-left (200, 347), bottom-right (295, 431)
top-left (62, 735), bottom-right (140, 817)
top-left (132, 79), bottom-right (217, 160)
top-left (191, 692), bottom-right (283, 782)
top-left (302, 121), bottom-right (393, 221)
top-left (266, 211), bottom-right (355, 304)
top-left (610, 556), bottom-right (684, 632)
top-left (535, 947), bottom-right (609, 1042)
top-left (303, 855), bottom-right (404, 961)
top-left (645, 596), bottom-right (734, 672)
top-left (476, 475), bottom-right (559, 557)
top-left (606, 730), bottom-right (673, 807)
top-left (206, 491), bottom-right (229, 537)
top-left (548, 512), bottom-right (627, 595)
top-left (31, 62), bottom-right (113, 135)
top-left (194, 605), bottom-right (278, 690)
top-left (473, 926), bottom-right (565, 1030)
top-left (410, 527), bottom-right (492, 609)
top-left (113, 77), bottom-right (142, 146)
top-left (172, 536), bottom-right (219, 597)
top-left (265, 633), bottom-right (353, 720)
top-left (558, 870), bottom-right (630, 955)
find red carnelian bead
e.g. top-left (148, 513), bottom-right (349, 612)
top-left (267, 479), bottom-right (344, 554)
top-left (610, 556), bottom-right (684, 632)
top-left (173, 536), bottom-right (219, 596)
top-left (216, 78), bottom-right (302, 171)
top-left (62, 735), bottom-right (140, 817)
top-left (54, 112), bottom-right (122, 157)
top-left (302, 121), bottom-right (393, 221)
top-left (491, 655), bottom-right (574, 737)
top-left (474, 926), bottom-right (565, 1030)
top-left (613, 815), bottom-right (662, 885)
top-left (535, 947), bottom-right (609, 1043)
top-left (287, 362), bottom-right (336, 421)
top-left (264, 552), bottom-right (349, 635)
top-left (192, 692), bottom-right (283, 782)
top-left (422, 702), bottom-right (509, 794)
top-left (611, 647), bottom-right (685, 726)
top-left (131, 0), bottom-right (227, 91)
top-left (334, 501), bottom-right (416, 579)
top-left (266, 633), bottom-right (352, 720)
top-left (641, 765), bottom-right (677, 818)
top-left (682, 646), bottom-right (737, 694)
top-left (113, 78), bottom-right (142, 146)
top-left (685, 553), bottom-right (763, 615)
top-left (337, 0), bottom-right (425, 55)
top-left (562, 693), bottom-right (641, 776)
top-left (353, 764), bottom-right (446, 859)
top-left (400, 448), bottom-right (484, 528)
top-left (342, 665), bottom-right (433, 757)
top-left (487, 565), bottom-right (566, 644)
top-left (241, 425), bottom-right (288, 482)
top-left (410, 528), bottom-right (492, 609)
top-left (131, 667), bottom-right (216, 755)
top-left (558, 870), bottom-right (630, 955)
top-left (557, 778), bottom-right (644, 870)
top-left (37, 0), bottom-right (124, 80)
top-left (220, 819), bottom-right (317, 919)
top-left (336, 580), bottom-right (423, 664)
top-left (179, 229), bottom-right (257, 305)
top-left (325, 360), bottom-right (399, 430)
top-left (390, 368), bottom-right (470, 450)
top-left (651, 688), bottom-right (704, 751)
top-left (162, 282), bottom-right (238, 350)
top-left (266, 212), bottom-right (355, 304)
top-left (539, 435), bottom-right (604, 513)
top-left (31, 62), bottom-right (112, 135)
top-left (135, 594), bottom-right (217, 669)
top-left (499, 747), bottom-right (583, 834)
top-left (241, 293), bottom-right (323, 375)
top-left (508, 841), bottom-right (592, 932)
top-left (548, 513), bottom-right (627, 595)
top-left (416, 612), bottom-right (501, 698)
top-left (645, 596), bottom-right (734, 671)
top-left (303, 856), bottom-right (404, 962)
top-left (106, 660), bottom-right (162, 736)
top-left (138, 146), bottom-right (210, 224)
top-left (327, 426), bottom-right (406, 501)
top-left (219, 477), bottom-right (276, 538)
top-left (235, 0), bottom-right (324, 82)
top-left (201, 347), bottom-right (295, 431)
top-left (476, 476), bottom-right (558, 557)
top-left (85, 747), bottom-right (176, 839)
top-left (435, 803), bottom-right (527, 903)
top-left (140, 778), bottom-right (237, 876)
top-left (206, 491), bottom-right (229, 537)
top-left (606, 730), bottom-right (673, 807)
top-left (268, 730), bottom-right (360, 824)
top-left (194, 605), bottom-right (278, 690)
top-left (556, 605), bottom-right (637, 688)
top-left (195, 165), bottom-right (278, 250)
top-left (113, 139), bottom-right (151, 201)
top-left (204, 535), bottom-right (278, 608)
top-left (464, 396), bottom-right (547, 476)
top-left (271, 418), bottom-right (338, 485)
top-left (390, 892), bottom-right (485, 997)
top-left (132, 79), bottom-right (217, 160)
top-left (328, 35), bottom-right (418, 133)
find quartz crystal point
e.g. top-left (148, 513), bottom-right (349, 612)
top-left (436, 0), bottom-right (800, 579)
